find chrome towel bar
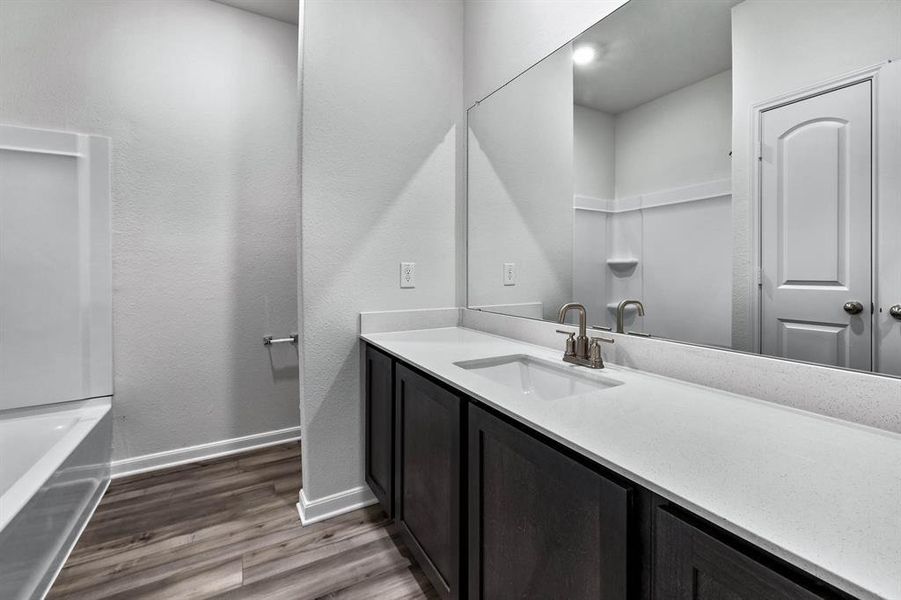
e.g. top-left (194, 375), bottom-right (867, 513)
top-left (263, 334), bottom-right (298, 346)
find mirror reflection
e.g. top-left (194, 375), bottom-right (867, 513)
top-left (467, 0), bottom-right (901, 377)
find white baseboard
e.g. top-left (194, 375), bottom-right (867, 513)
top-left (296, 485), bottom-right (378, 526)
top-left (111, 426), bottom-right (302, 478)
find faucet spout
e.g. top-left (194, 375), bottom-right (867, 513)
top-left (615, 299), bottom-right (645, 334)
top-left (557, 302), bottom-right (589, 360)
top-left (557, 302), bottom-right (587, 338)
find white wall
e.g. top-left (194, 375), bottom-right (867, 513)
top-left (731, 0), bottom-right (901, 351)
top-left (299, 0), bottom-right (462, 504)
top-left (572, 106), bottom-right (614, 323)
top-left (572, 70), bottom-right (733, 341)
top-left (464, 0), bottom-right (627, 106)
top-left (0, 0), bottom-right (300, 460)
top-left (573, 105), bottom-right (615, 200)
top-left (468, 46), bottom-right (574, 321)
top-left (614, 69), bottom-right (731, 199)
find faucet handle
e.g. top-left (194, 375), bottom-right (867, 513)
top-left (555, 329), bottom-right (576, 357)
top-left (588, 336), bottom-right (614, 368)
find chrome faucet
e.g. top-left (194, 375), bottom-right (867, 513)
top-left (556, 302), bottom-right (613, 369)
top-left (615, 299), bottom-right (645, 334)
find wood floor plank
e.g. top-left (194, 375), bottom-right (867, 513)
top-left (319, 564), bottom-right (438, 600)
top-left (53, 506), bottom-right (387, 597)
top-left (101, 558), bottom-right (244, 600)
top-left (48, 443), bottom-right (435, 600)
top-left (71, 485), bottom-right (286, 554)
top-left (215, 535), bottom-right (413, 600)
top-left (242, 521), bottom-right (395, 584)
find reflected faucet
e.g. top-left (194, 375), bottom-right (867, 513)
top-left (616, 299), bottom-right (645, 334)
top-left (556, 302), bottom-right (613, 369)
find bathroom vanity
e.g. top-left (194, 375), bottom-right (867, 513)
top-left (362, 327), bottom-right (901, 600)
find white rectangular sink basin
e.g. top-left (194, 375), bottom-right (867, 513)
top-left (454, 354), bottom-right (622, 401)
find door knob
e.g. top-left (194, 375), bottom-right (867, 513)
top-left (890, 305), bottom-right (901, 320)
top-left (843, 301), bottom-right (864, 315)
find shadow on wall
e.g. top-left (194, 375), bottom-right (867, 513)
top-left (298, 0), bottom-right (462, 503)
top-left (466, 45), bottom-right (574, 321)
top-left (301, 123), bottom-right (459, 501)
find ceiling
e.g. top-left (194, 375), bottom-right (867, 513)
top-left (573, 0), bottom-right (741, 114)
top-left (211, 0), bottom-right (299, 25)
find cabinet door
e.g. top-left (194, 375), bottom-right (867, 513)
top-left (395, 365), bottom-right (463, 600)
top-left (468, 404), bottom-right (631, 600)
top-left (654, 508), bottom-right (839, 599)
top-left (365, 344), bottom-right (394, 516)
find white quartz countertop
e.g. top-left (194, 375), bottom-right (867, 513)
top-left (361, 326), bottom-right (901, 600)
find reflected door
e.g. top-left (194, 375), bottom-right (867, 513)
top-left (760, 81), bottom-right (872, 370)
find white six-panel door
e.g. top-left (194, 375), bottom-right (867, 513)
top-left (0, 125), bottom-right (111, 410)
top-left (760, 81), bottom-right (872, 370)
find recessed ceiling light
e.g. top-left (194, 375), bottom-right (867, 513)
top-left (572, 45), bottom-right (597, 66)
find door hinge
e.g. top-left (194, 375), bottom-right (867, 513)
top-left (756, 268), bottom-right (762, 287)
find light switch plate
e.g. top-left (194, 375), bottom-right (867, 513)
top-left (503, 262), bottom-right (516, 286)
top-left (400, 262), bottom-right (416, 288)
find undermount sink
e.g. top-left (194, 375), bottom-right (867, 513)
top-left (453, 354), bottom-right (622, 401)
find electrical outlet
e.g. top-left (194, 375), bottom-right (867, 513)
top-left (503, 262), bottom-right (516, 286)
top-left (400, 262), bottom-right (416, 288)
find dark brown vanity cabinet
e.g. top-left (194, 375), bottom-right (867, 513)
top-left (394, 364), bottom-right (464, 600)
top-left (654, 508), bottom-right (847, 600)
top-left (364, 345), bottom-right (394, 516)
top-left (468, 404), bottom-right (631, 599)
top-left (363, 344), bottom-right (856, 600)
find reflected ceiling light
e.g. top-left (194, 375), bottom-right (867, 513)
top-left (572, 45), bottom-right (597, 66)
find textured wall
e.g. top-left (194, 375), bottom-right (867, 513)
top-left (0, 0), bottom-right (300, 460)
top-left (300, 0), bottom-right (463, 502)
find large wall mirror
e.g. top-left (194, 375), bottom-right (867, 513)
top-left (467, 0), bottom-right (901, 377)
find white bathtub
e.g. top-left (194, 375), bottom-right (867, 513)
top-left (0, 397), bottom-right (111, 599)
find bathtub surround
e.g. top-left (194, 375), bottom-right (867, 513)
top-left (572, 70), bottom-right (733, 338)
top-left (297, 0), bottom-right (463, 521)
top-left (0, 0), bottom-right (301, 463)
top-left (0, 125), bottom-right (111, 411)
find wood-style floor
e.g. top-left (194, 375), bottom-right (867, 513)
top-left (48, 443), bottom-right (436, 599)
